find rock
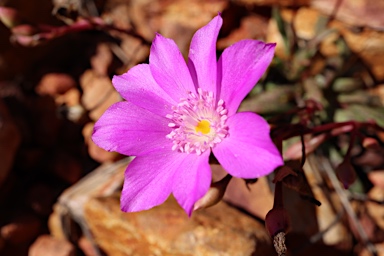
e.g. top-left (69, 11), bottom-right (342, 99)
top-left (106, 0), bottom-right (225, 60)
top-left (231, 0), bottom-right (309, 7)
top-left (48, 206), bottom-right (67, 240)
top-left (293, 7), bottom-right (322, 40)
top-left (90, 43), bottom-right (114, 76)
top-left (217, 14), bottom-right (269, 50)
top-left (52, 158), bottom-right (130, 243)
top-left (358, 242), bottom-right (384, 256)
top-left (28, 235), bottom-right (75, 256)
top-left (311, 0), bottom-right (384, 30)
top-left (80, 70), bottom-right (121, 121)
top-left (1, 215), bottom-right (41, 244)
top-left (78, 236), bottom-right (99, 256)
top-left (223, 176), bottom-right (274, 219)
top-left (116, 33), bottom-right (150, 70)
top-left (55, 88), bottom-right (84, 123)
top-left (35, 73), bottom-right (76, 96)
top-left (55, 88), bottom-right (81, 107)
top-left (366, 186), bottom-right (384, 231)
top-left (368, 170), bottom-right (384, 189)
top-left (50, 160), bottom-right (265, 256)
top-left (83, 195), bottom-right (274, 256)
top-left (328, 20), bottom-right (384, 80)
top-left (159, 0), bottom-right (227, 55)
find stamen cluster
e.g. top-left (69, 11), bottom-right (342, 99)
top-left (166, 88), bottom-right (228, 155)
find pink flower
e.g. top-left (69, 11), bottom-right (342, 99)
top-left (92, 15), bottom-right (283, 215)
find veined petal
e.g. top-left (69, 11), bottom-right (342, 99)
top-left (188, 15), bottom-right (222, 93)
top-left (212, 112), bottom-right (283, 178)
top-left (92, 101), bottom-right (171, 156)
top-left (217, 40), bottom-right (276, 116)
top-left (121, 150), bottom-right (176, 212)
top-left (149, 34), bottom-right (195, 102)
top-left (113, 64), bottom-right (176, 117)
top-left (172, 150), bottom-right (211, 216)
top-left (120, 149), bottom-right (210, 214)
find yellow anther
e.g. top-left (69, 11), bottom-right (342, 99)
top-left (195, 120), bottom-right (211, 134)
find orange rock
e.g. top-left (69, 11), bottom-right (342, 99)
top-left (91, 43), bottom-right (114, 76)
top-left (366, 186), bottom-right (384, 230)
top-left (48, 206), bottom-right (67, 240)
top-left (312, 0), bottom-right (384, 29)
top-left (293, 7), bottom-right (322, 40)
top-left (28, 235), bottom-right (75, 256)
top-left (217, 14), bottom-right (269, 49)
top-left (36, 73), bottom-right (76, 96)
top-left (55, 88), bottom-right (81, 107)
top-left (368, 171), bottom-right (384, 189)
top-left (358, 242), bottom-right (384, 256)
top-left (78, 236), bottom-right (99, 256)
top-left (83, 194), bottom-right (274, 256)
top-left (232, 0), bottom-right (308, 6)
top-left (80, 70), bottom-right (121, 121)
top-left (329, 20), bottom-right (384, 80)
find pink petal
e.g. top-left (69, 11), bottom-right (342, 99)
top-left (120, 150), bottom-right (177, 212)
top-left (212, 112), bottom-right (283, 178)
top-left (217, 40), bottom-right (276, 116)
top-left (149, 34), bottom-right (196, 102)
top-left (188, 15), bottom-right (222, 93)
top-left (113, 64), bottom-right (176, 117)
top-left (92, 101), bottom-right (171, 156)
top-left (172, 150), bottom-right (211, 216)
top-left (121, 149), bottom-right (210, 214)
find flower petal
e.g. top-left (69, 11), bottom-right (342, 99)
top-left (172, 150), bottom-right (211, 216)
top-left (188, 15), bottom-right (222, 93)
top-left (217, 40), bottom-right (276, 116)
top-left (212, 112), bottom-right (283, 178)
top-left (120, 149), bottom-right (210, 215)
top-left (92, 101), bottom-right (171, 156)
top-left (149, 33), bottom-right (195, 102)
top-left (113, 64), bottom-right (176, 117)
top-left (120, 150), bottom-right (176, 212)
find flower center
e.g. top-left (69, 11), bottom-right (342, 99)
top-left (166, 88), bottom-right (228, 155)
top-left (195, 120), bottom-right (211, 134)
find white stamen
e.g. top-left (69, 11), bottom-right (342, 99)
top-left (165, 89), bottom-right (228, 154)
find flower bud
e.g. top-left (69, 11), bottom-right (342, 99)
top-left (336, 160), bottom-right (356, 189)
top-left (0, 7), bottom-right (22, 28)
top-left (193, 174), bottom-right (232, 211)
top-left (266, 182), bottom-right (290, 255)
top-left (265, 207), bottom-right (290, 238)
